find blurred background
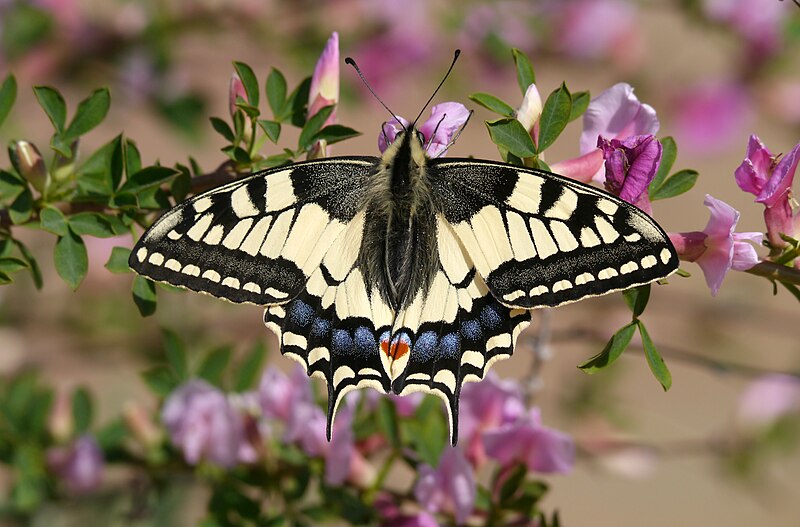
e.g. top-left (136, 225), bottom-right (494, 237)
top-left (1, 0), bottom-right (799, 525)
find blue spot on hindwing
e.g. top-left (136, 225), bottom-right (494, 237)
top-left (289, 300), bottom-right (314, 327)
top-left (480, 304), bottom-right (503, 330)
top-left (412, 331), bottom-right (437, 361)
top-left (440, 333), bottom-right (461, 358)
top-left (332, 329), bottom-right (353, 354)
top-left (460, 319), bottom-right (482, 341)
top-left (310, 317), bottom-right (331, 338)
top-left (354, 326), bottom-right (377, 356)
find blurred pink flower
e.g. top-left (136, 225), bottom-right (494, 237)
top-left (737, 374), bottom-right (800, 429)
top-left (483, 408), bottom-right (575, 474)
top-left (308, 32), bottom-right (340, 122)
top-left (228, 73), bottom-right (247, 118)
top-left (668, 195), bottom-right (762, 295)
top-left (734, 135), bottom-right (800, 249)
top-left (162, 380), bottom-right (242, 468)
top-left (553, 0), bottom-right (641, 64)
top-left (703, 0), bottom-right (787, 56)
top-left (376, 492), bottom-right (441, 527)
top-left (47, 435), bottom-right (104, 494)
top-left (365, 390), bottom-right (424, 418)
top-left (415, 447), bottom-right (475, 525)
top-left (672, 81), bottom-right (753, 155)
top-left (459, 373), bottom-right (526, 466)
top-left (553, 83), bottom-right (658, 182)
top-left (258, 365), bottom-right (314, 422)
top-left (460, 1), bottom-right (538, 54)
top-left (598, 134), bottom-right (662, 214)
top-left (378, 102), bottom-right (470, 157)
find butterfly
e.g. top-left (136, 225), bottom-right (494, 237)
top-left (129, 57), bottom-right (679, 445)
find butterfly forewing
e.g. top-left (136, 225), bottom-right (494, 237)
top-left (430, 159), bottom-right (679, 309)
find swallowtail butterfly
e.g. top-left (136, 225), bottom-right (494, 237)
top-left (130, 58), bottom-right (678, 445)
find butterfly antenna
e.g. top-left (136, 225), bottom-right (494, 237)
top-left (433, 109), bottom-right (473, 159)
top-left (345, 57), bottom-right (405, 131)
top-left (412, 49), bottom-right (461, 128)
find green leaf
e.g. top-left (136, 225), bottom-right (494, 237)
top-left (141, 366), bottom-right (178, 397)
top-left (469, 92), bottom-right (515, 117)
top-left (118, 166), bottom-right (179, 195)
top-left (578, 322), bottom-right (637, 373)
top-left (537, 82), bottom-right (572, 152)
top-left (257, 119), bottom-right (281, 143)
top-left (622, 284), bottom-right (651, 318)
top-left (0, 257), bottom-right (28, 274)
top-left (512, 48), bottom-right (536, 93)
top-left (233, 61), bottom-right (260, 109)
top-left (39, 206), bottom-right (68, 236)
top-left (210, 117), bottom-right (235, 142)
top-left (282, 76), bottom-right (311, 126)
top-left (0, 74), bottom-right (17, 128)
top-left (132, 275), bottom-right (157, 316)
top-left (568, 91), bottom-right (590, 122)
top-left (650, 169), bottom-right (698, 201)
top-left (637, 321), bottom-right (672, 390)
top-left (68, 212), bottom-right (120, 238)
top-left (266, 67), bottom-right (288, 118)
top-left (299, 105), bottom-right (334, 151)
top-left (9, 188), bottom-right (33, 224)
top-left (54, 228), bottom-right (87, 290)
top-left (498, 463), bottom-right (528, 503)
top-left (75, 135), bottom-right (122, 197)
top-left (233, 341), bottom-right (266, 391)
top-left (222, 145), bottom-right (251, 165)
top-left (198, 346), bottom-right (233, 387)
top-left (14, 239), bottom-right (43, 289)
top-left (163, 329), bottom-right (189, 381)
top-left (649, 136), bottom-right (676, 198)
top-left (95, 419), bottom-right (127, 451)
top-left (0, 271), bottom-right (11, 284)
top-left (33, 86), bottom-right (66, 132)
top-left (125, 139), bottom-right (142, 177)
top-left (105, 246), bottom-right (132, 274)
top-left (485, 118), bottom-right (536, 158)
top-left (71, 386), bottom-right (93, 433)
top-left (407, 396), bottom-right (447, 466)
top-left (63, 87), bottom-right (110, 141)
top-left (0, 169), bottom-right (26, 201)
top-left (376, 397), bottom-right (401, 448)
top-left (312, 124), bottom-right (361, 146)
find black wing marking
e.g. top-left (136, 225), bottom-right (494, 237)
top-left (389, 217), bottom-right (531, 444)
top-left (264, 210), bottom-right (395, 439)
top-left (129, 158), bottom-right (376, 305)
top-left (429, 159), bottom-right (678, 309)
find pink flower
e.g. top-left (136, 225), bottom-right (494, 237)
top-left (47, 435), bottom-right (104, 494)
top-left (668, 195), bottom-right (762, 296)
top-left (258, 366), bottom-right (314, 422)
top-left (598, 134), bottom-right (662, 214)
top-left (553, 0), bottom-right (641, 63)
top-left (415, 447), bottom-right (475, 525)
top-left (161, 380), bottom-right (242, 468)
top-left (734, 135), bottom-right (800, 249)
top-left (703, 0), bottom-right (787, 56)
top-left (483, 408), bottom-right (575, 474)
top-left (672, 81), bottom-right (752, 154)
top-left (458, 373), bottom-right (526, 466)
top-left (737, 374), bottom-right (800, 429)
top-left (378, 102), bottom-right (470, 157)
top-left (365, 390), bottom-right (424, 418)
top-left (308, 32), bottom-right (339, 122)
top-left (553, 83), bottom-right (658, 183)
top-left (228, 73), bottom-right (247, 118)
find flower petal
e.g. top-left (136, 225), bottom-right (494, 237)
top-left (580, 82), bottom-right (659, 155)
top-left (734, 134), bottom-right (772, 196)
top-left (378, 117), bottom-right (409, 153)
top-left (308, 32), bottom-right (340, 121)
top-left (550, 149), bottom-right (605, 183)
top-left (731, 232), bottom-right (763, 271)
top-left (516, 83), bottom-right (543, 133)
top-left (757, 141), bottom-right (800, 207)
top-left (418, 102), bottom-right (470, 157)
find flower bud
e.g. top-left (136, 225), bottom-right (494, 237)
top-left (229, 73), bottom-right (247, 118)
top-left (123, 401), bottom-right (162, 449)
top-left (48, 390), bottom-right (73, 442)
top-left (9, 140), bottom-right (47, 192)
top-left (516, 83), bottom-right (543, 134)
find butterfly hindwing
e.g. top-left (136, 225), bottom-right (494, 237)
top-left (429, 159), bottom-right (679, 309)
top-left (129, 158), bottom-right (377, 305)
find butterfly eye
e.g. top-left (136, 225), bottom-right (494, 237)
top-left (415, 130), bottom-right (425, 144)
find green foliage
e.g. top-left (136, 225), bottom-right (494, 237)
top-left (0, 74), bottom-right (17, 128)
top-left (512, 48), bottom-right (536, 93)
top-left (537, 82), bottom-right (572, 153)
top-left (469, 92), bottom-right (515, 117)
top-left (485, 118), bottom-right (537, 158)
top-left (578, 322), bottom-right (637, 373)
top-left (638, 321), bottom-right (672, 390)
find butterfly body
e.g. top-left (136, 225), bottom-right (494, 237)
top-left (130, 129), bottom-right (678, 443)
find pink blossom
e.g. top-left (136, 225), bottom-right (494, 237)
top-left (308, 32), bottom-right (340, 122)
top-left (378, 102), bottom-right (470, 157)
top-left (258, 365), bottom-right (314, 422)
top-left (553, 0), bottom-right (640, 63)
top-left (598, 134), bottom-right (662, 214)
top-left (668, 195), bottom-right (762, 295)
top-left (47, 435), bottom-right (104, 494)
top-left (458, 373), bottom-right (526, 466)
top-left (672, 81), bottom-right (752, 154)
top-left (703, 0), bottom-right (787, 56)
top-left (365, 390), bottom-right (424, 418)
top-left (553, 83), bottom-right (658, 182)
top-left (460, 2), bottom-right (537, 54)
top-left (415, 447), bottom-right (475, 525)
top-left (734, 135), bottom-right (800, 249)
top-left (737, 374), bottom-right (800, 429)
top-left (376, 492), bottom-right (441, 527)
top-left (161, 380), bottom-right (242, 467)
top-left (483, 408), bottom-right (575, 474)
top-left (228, 73), bottom-right (247, 118)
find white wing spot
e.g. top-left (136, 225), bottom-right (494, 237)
top-left (167, 229), bottom-right (182, 240)
top-left (284, 332), bottom-right (308, 349)
top-left (506, 212), bottom-right (537, 260)
top-left (333, 366), bottom-right (355, 387)
top-left (222, 277), bottom-right (240, 289)
top-left (265, 169), bottom-right (296, 212)
top-left (660, 248), bottom-right (672, 264)
top-left (503, 290), bottom-right (525, 302)
top-left (433, 370), bottom-right (457, 392)
top-left (528, 218), bottom-right (558, 259)
top-left (598, 267), bottom-right (619, 280)
top-left (186, 214), bottom-right (213, 241)
top-left (203, 224), bottom-right (225, 245)
top-left (231, 185), bottom-right (259, 218)
top-left (529, 285), bottom-right (549, 296)
top-left (181, 264), bottom-right (200, 276)
top-left (222, 218), bottom-right (254, 250)
top-left (193, 197), bottom-right (212, 213)
top-left (148, 252), bottom-right (164, 266)
top-left (202, 269), bottom-right (221, 282)
top-left (406, 372), bottom-right (431, 382)
top-left (575, 272), bottom-right (595, 285)
top-left (308, 347), bottom-right (330, 365)
top-left (136, 247), bottom-right (148, 262)
top-left (243, 282), bottom-right (261, 294)
top-left (165, 259), bottom-right (181, 271)
top-left (240, 217), bottom-right (271, 256)
top-left (597, 198), bottom-right (618, 217)
top-left (641, 255), bottom-right (657, 269)
top-left (508, 172), bottom-right (544, 213)
top-left (550, 221), bottom-right (579, 252)
top-left (595, 216), bottom-right (620, 243)
top-left (620, 261), bottom-right (639, 274)
top-left (545, 187), bottom-right (578, 220)
top-left (460, 350), bottom-right (485, 369)
top-left (264, 287), bottom-right (288, 299)
top-left (624, 233), bottom-right (642, 243)
top-left (580, 227), bottom-right (601, 248)
top-left (487, 333), bottom-right (512, 351)
top-left (552, 279), bottom-right (572, 292)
